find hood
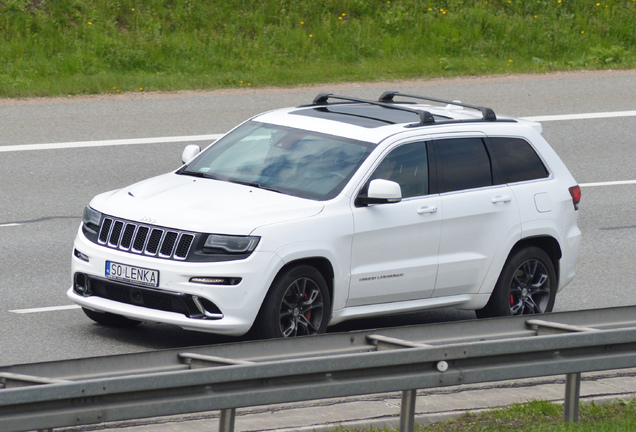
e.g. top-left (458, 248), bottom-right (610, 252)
top-left (90, 173), bottom-right (324, 234)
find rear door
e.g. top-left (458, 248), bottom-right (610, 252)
top-left (431, 136), bottom-right (521, 298)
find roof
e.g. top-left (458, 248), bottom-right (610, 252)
top-left (252, 91), bottom-right (521, 144)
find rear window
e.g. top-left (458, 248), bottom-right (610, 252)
top-left (486, 137), bottom-right (549, 184)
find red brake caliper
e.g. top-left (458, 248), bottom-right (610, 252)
top-left (304, 292), bottom-right (312, 321)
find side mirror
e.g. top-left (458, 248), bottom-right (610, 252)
top-left (181, 144), bottom-right (201, 164)
top-left (355, 179), bottom-right (402, 206)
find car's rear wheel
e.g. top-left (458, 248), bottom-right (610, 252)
top-left (254, 265), bottom-right (330, 339)
top-left (477, 247), bottom-right (556, 318)
top-left (82, 308), bottom-right (142, 328)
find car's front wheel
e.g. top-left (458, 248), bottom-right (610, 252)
top-left (477, 247), bottom-right (556, 318)
top-left (82, 308), bottom-right (142, 328)
top-left (254, 265), bottom-right (330, 339)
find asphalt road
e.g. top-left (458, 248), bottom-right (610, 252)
top-left (1, 70), bottom-right (635, 367)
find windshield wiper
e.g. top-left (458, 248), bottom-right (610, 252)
top-left (228, 179), bottom-right (284, 194)
top-left (179, 171), bottom-right (220, 180)
top-left (179, 172), bottom-right (284, 194)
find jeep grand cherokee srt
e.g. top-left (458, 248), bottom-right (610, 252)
top-left (69, 92), bottom-right (581, 338)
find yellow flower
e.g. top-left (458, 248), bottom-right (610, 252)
top-left (581, 30), bottom-right (585, 34)
top-left (309, 34), bottom-right (313, 37)
top-left (88, 22), bottom-right (92, 25)
top-left (131, 8), bottom-right (135, 11)
top-left (339, 16), bottom-right (342, 20)
top-left (300, 21), bottom-right (304, 25)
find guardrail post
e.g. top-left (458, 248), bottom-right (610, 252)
top-left (399, 389), bottom-right (417, 432)
top-left (219, 408), bottom-right (236, 432)
top-left (564, 372), bottom-right (580, 423)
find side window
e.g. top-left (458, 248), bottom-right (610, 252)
top-left (367, 141), bottom-right (429, 198)
top-left (435, 138), bottom-right (492, 193)
top-left (486, 137), bottom-right (549, 184)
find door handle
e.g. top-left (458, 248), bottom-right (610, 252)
top-left (417, 206), bottom-right (438, 214)
top-left (491, 195), bottom-right (512, 204)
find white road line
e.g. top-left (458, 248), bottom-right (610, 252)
top-left (580, 180), bottom-right (636, 187)
top-left (0, 223), bottom-right (21, 227)
top-left (9, 305), bottom-right (81, 314)
top-left (522, 111), bottom-right (636, 122)
top-left (1, 110), bottom-right (635, 153)
top-left (0, 134), bottom-right (224, 153)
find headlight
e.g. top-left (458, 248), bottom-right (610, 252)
top-left (82, 206), bottom-right (102, 234)
top-left (203, 234), bottom-right (260, 254)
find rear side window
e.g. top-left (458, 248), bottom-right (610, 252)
top-left (487, 137), bottom-right (549, 184)
top-left (434, 138), bottom-right (492, 193)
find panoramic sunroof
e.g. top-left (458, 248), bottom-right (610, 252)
top-left (291, 104), bottom-right (447, 128)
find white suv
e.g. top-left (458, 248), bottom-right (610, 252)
top-left (69, 92), bottom-right (581, 338)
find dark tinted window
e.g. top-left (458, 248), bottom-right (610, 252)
top-left (435, 138), bottom-right (492, 193)
top-left (486, 137), bottom-right (549, 184)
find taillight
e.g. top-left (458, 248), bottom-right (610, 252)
top-left (569, 185), bottom-right (581, 210)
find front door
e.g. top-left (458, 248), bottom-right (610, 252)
top-left (348, 141), bottom-right (441, 306)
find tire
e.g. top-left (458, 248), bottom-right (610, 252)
top-left (476, 247), bottom-right (556, 319)
top-left (82, 308), bottom-right (142, 328)
top-left (254, 265), bottom-right (331, 339)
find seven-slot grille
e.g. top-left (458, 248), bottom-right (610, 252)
top-left (98, 217), bottom-right (195, 260)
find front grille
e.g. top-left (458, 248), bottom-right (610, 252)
top-left (98, 217), bottom-right (195, 261)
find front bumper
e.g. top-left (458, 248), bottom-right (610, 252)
top-left (69, 227), bottom-right (281, 336)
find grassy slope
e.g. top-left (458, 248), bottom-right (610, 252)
top-left (335, 399), bottom-right (636, 432)
top-left (1, 0), bottom-right (635, 97)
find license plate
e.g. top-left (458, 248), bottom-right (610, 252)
top-left (105, 261), bottom-right (159, 287)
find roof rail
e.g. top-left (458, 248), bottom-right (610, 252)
top-left (379, 91), bottom-right (497, 121)
top-left (313, 93), bottom-right (435, 124)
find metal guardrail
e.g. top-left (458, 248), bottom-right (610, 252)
top-left (2, 306), bottom-right (636, 432)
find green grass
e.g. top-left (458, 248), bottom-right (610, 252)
top-left (1, 0), bottom-right (635, 97)
top-left (331, 398), bottom-right (636, 432)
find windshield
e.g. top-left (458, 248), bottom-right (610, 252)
top-left (179, 121), bottom-right (374, 200)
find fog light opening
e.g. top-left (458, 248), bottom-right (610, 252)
top-left (73, 273), bottom-right (92, 296)
top-left (192, 296), bottom-right (224, 319)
